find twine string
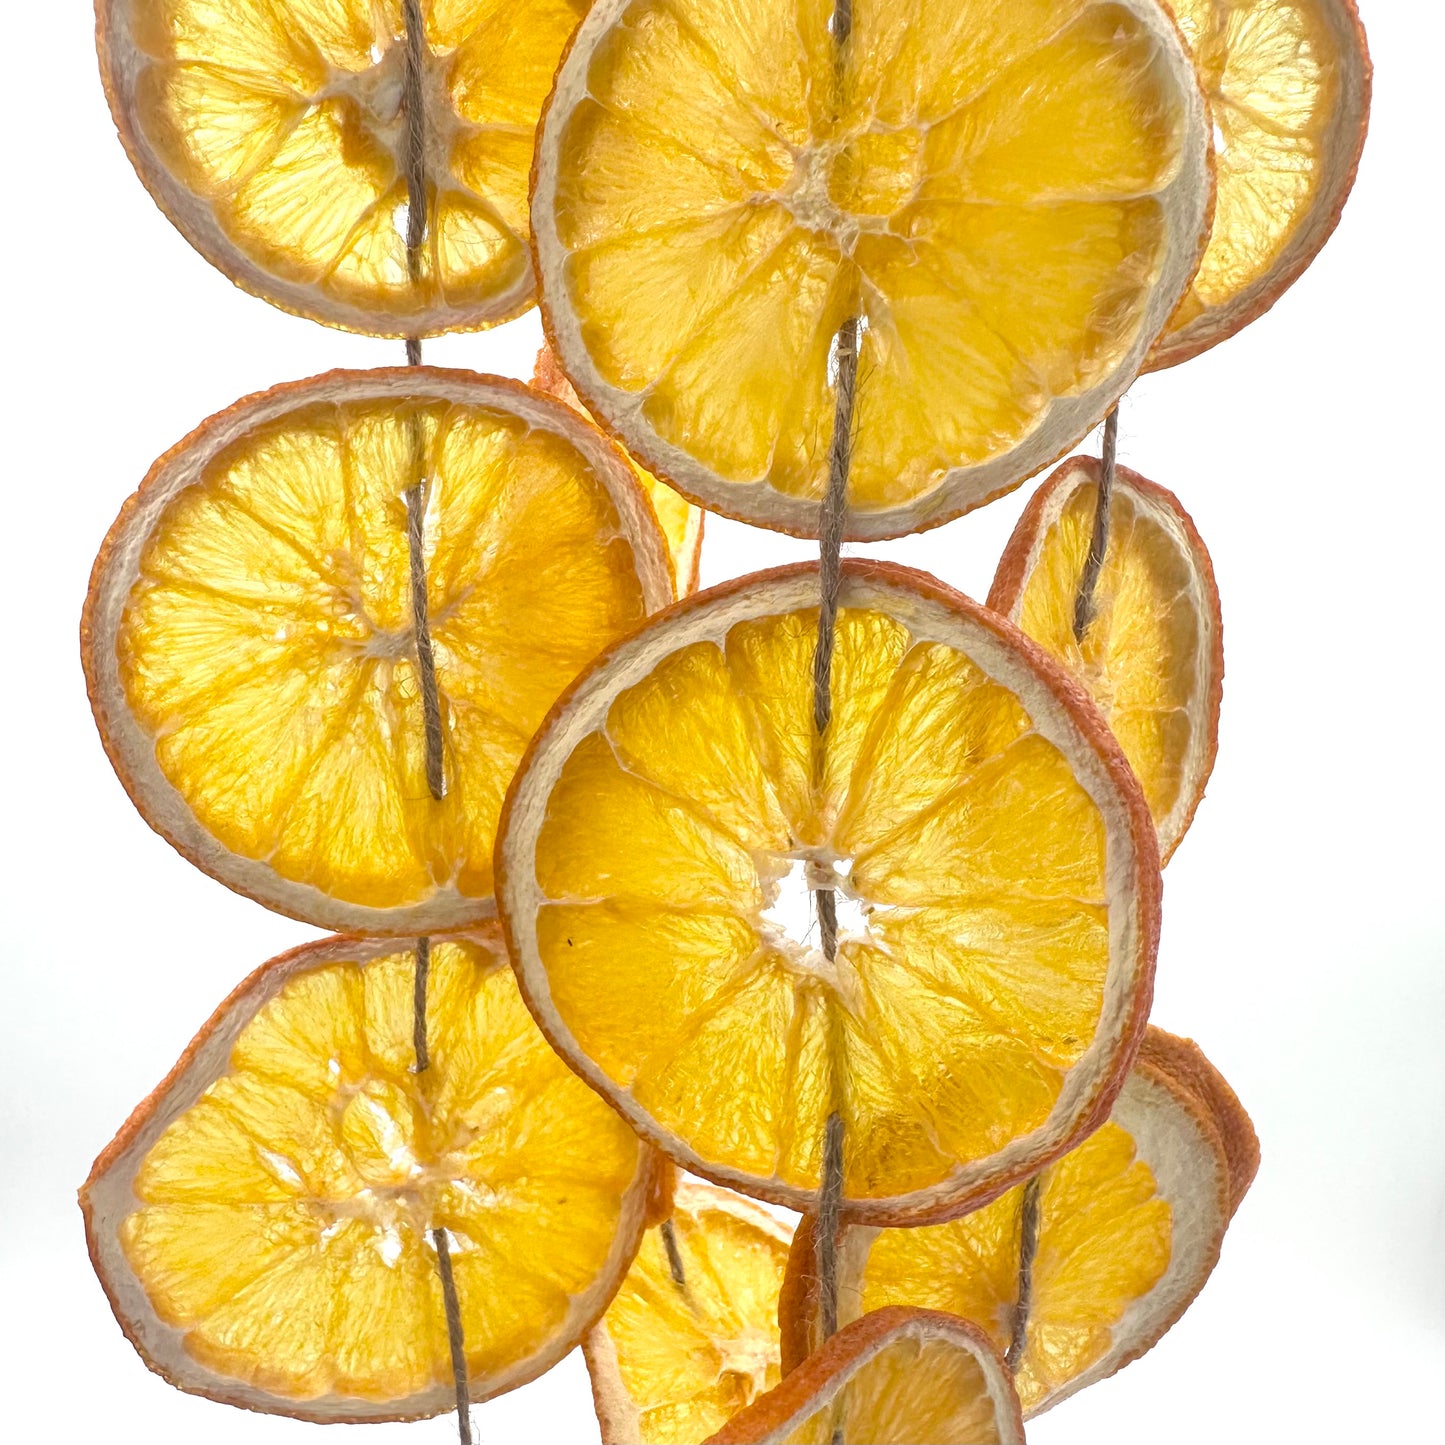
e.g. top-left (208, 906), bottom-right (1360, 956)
top-left (411, 936), bottom-right (432, 1074)
top-left (660, 1219), bottom-right (688, 1290)
top-left (1005, 1177), bottom-right (1042, 1371)
top-left (1072, 404), bottom-right (1120, 641)
top-left (432, 1226), bottom-right (474, 1445)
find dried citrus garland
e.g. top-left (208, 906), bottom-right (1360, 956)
top-left (80, 0), bottom-right (1368, 1441)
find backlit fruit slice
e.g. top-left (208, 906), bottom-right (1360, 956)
top-left (585, 1181), bottom-right (794, 1444)
top-left (780, 1027), bottom-right (1258, 1418)
top-left (532, 0), bottom-right (1213, 541)
top-left (1151, 0), bottom-right (1372, 367)
top-left (988, 455), bottom-right (1222, 863)
top-left (498, 560), bottom-right (1162, 1224)
top-left (97, 0), bottom-right (589, 335)
top-left (706, 1308), bottom-right (1024, 1445)
top-left (81, 931), bottom-right (666, 1422)
top-left (82, 369), bottom-right (671, 935)
top-left (536, 345), bottom-right (705, 596)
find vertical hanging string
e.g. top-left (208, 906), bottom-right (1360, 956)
top-left (1005, 1176), bottom-right (1042, 1370)
top-left (660, 1219), bottom-right (688, 1290)
top-left (411, 936), bottom-right (432, 1073)
top-left (1072, 403), bottom-right (1120, 641)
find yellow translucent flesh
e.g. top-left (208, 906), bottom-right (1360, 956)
top-left (847, 1121), bottom-right (1172, 1412)
top-left (119, 398), bottom-right (649, 910)
top-left (601, 1197), bottom-right (790, 1443)
top-left (643, 475), bottom-right (702, 592)
top-left (1015, 482), bottom-right (1203, 838)
top-left (531, 606), bottom-right (1112, 1201)
top-left (553, 0), bottom-right (1188, 512)
top-left (127, 0), bottom-right (587, 323)
top-left (787, 1334), bottom-right (1002, 1445)
top-left (1167, 0), bottom-right (1343, 330)
top-left (121, 942), bottom-right (643, 1402)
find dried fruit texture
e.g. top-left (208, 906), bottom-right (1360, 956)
top-left (81, 933), bottom-right (663, 1422)
top-left (989, 456), bottom-right (1222, 862)
top-left (97, 0), bottom-right (589, 333)
top-left (533, 0), bottom-right (1213, 539)
top-left (585, 1182), bottom-right (794, 1444)
top-left (499, 562), bottom-right (1161, 1225)
top-left (535, 345), bottom-right (705, 596)
top-left (706, 1308), bottom-right (1024, 1445)
top-left (82, 370), bottom-right (672, 935)
top-left (1152, 0), bottom-right (1371, 366)
top-left (781, 1028), bottom-right (1258, 1418)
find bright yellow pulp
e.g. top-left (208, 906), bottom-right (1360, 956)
top-left (788, 1328), bottom-right (1003, 1445)
top-left (125, 0), bottom-right (586, 325)
top-left (598, 1188), bottom-right (790, 1442)
top-left (533, 606), bottom-right (1113, 1203)
top-left (121, 941), bottom-right (645, 1402)
top-left (835, 1122), bottom-right (1171, 1412)
top-left (1166, 0), bottom-right (1344, 333)
top-left (552, 0), bottom-right (1192, 513)
top-left (1014, 478), bottom-right (1205, 851)
top-left (119, 395), bottom-right (651, 911)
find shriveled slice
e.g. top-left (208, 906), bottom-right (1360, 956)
top-left (82, 369), bottom-right (670, 935)
top-left (81, 932), bottom-right (665, 1422)
top-left (585, 1181), bottom-right (794, 1444)
top-left (780, 1027), bottom-right (1258, 1417)
top-left (536, 344), bottom-right (704, 596)
top-left (1152, 0), bottom-right (1370, 366)
top-left (98, 0), bottom-right (589, 334)
top-left (989, 455), bottom-right (1222, 862)
top-left (706, 1307), bottom-right (1024, 1444)
top-left (498, 560), bottom-right (1161, 1225)
top-left (533, 0), bottom-right (1213, 540)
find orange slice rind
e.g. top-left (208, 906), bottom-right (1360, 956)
top-left (81, 930), bottom-right (665, 1421)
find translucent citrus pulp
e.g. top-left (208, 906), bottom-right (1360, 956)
top-left (82, 369), bottom-right (671, 934)
top-left (706, 1307), bottom-right (1024, 1445)
top-left (532, 0), bottom-right (1213, 539)
top-left (1152, 0), bottom-right (1370, 366)
top-left (81, 932), bottom-right (663, 1421)
top-left (989, 456), bottom-right (1222, 861)
top-left (98, 0), bottom-right (589, 333)
top-left (498, 561), bottom-right (1161, 1223)
top-left (780, 1027), bottom-right (1258, 1417)
top-left (585, 1181), bottom-right (794, 1443)
top-left (536, 344), bottom-right (705, 595)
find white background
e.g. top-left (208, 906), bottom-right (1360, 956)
top-left (2, 3), bottom-right (1440, 1441)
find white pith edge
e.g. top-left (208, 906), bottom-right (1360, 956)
top-left (85, 368), bottom-right (674, 936)
top-left (1001, 458), bottom-right (1219, 859)
top-left (500, 566), bottom-right (1153, 1223)
top-left (81, 932), bottom-right (659, 1423)
top-left (585, 1180), bottom-right (796, 1445)
top-left (532, 0), bottom-right (1214, 541)
top-left (98, 0), bottom-right (536, 336)
top-left (761, 1315), bottom-right (1025, 1445)
top-left (1154, 0), bottom-right (1370, 364)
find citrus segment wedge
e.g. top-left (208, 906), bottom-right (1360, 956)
top-left (536, 344), bottom-right (705, 596)
top-left (98, 0), bottom-right (589, 334)
top-left (82, 368), bottom-right (671, 935)
top-left (498, 561), bottom-right (1161, 1224)
top-left (780, 1027), bottom-right (1258, 1417)
top-left (81, 931), bottom-right (665, 1421)
top-left (585, 1181), bottom-right (794, 1444)
top-left (706, 1307), bottom-right (1024, 1445)
top-left (989, 455), bottom-right (1222, 862)
top-left (1152, 0), bottom-right (1371, 367)
top-left (532, 0), bottom-right (1213, 540)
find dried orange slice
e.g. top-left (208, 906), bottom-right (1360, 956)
top-left (82, 368), bottom-right (671, 934)
top-left (97, 0), bottom-right (589, 334)
top-left (585, 1181), bottom-right (794, 1444)
top-left (532, 0), bottom-right (1213, 540)
top-left (1152, 0), bottom-right (1372, 367)
top-left (535, 345), bottom-right (705, 596)
top-left (706, 1307), bottom-right (1024, 1445)
top-left (498, 561), bottom-right (1161, 1224)
top-left (780, 1027), bottom-right (1258, 1418)
top-left (81, 931), bottom-right (666, 1421)
top-left (989, 455), bottom-right (1222, 862)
